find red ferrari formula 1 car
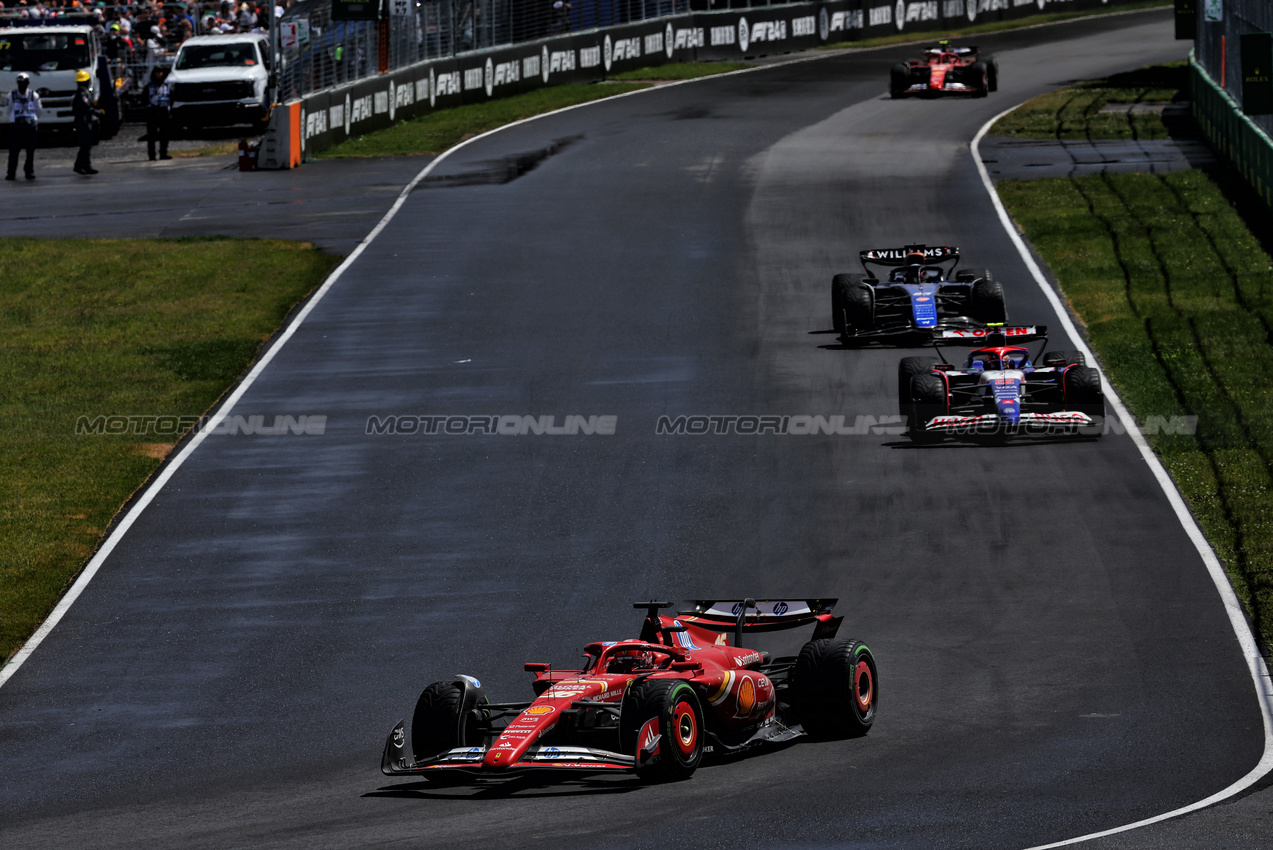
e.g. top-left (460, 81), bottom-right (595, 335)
top-left (890, 41), bottom-right (998, 98)
top-left (381, 600), bottom-right (877, 783)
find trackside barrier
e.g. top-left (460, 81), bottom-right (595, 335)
top-left (1189, 0), bottom-right (1273, 214)
top-left (259, 0), bottom-right (1150, 168)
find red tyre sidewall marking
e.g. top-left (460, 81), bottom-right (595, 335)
top-left (672, 699), bottom-right (697, 757)
top-left (855, 659), bottom-right (874, 713)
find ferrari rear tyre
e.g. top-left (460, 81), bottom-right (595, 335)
top-left (791, 638), bottom-right (877, 739)
top-left (621, 679), bottom-right (705, 781)
top-left (971, 279), bottom-right (1007, 324)
top-left (910, 372), bottom-right (948, 441)
top-left (1064, 365), bottom-right (1105, 436)
top-left (411, 681), bottom-right (483, 762)
top-left (890, 63), bottom-right (909, 98)
top-left (898, 356), bottom-right (939, 415)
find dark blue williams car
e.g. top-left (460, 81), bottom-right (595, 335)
top-left (830, 244), bottom-right (1006, 344)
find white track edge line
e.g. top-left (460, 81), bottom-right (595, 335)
top-left (970, 106), bottom-right (1273, 849)
top-left (0, 57), bottom-right (844, 690)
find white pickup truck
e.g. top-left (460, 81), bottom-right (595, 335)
top-left (167, 33), bottom-right (271, 132)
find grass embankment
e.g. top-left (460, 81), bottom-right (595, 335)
top-left (320, 62), bottom-right (751, 158)
top-left (992, 67), bottom-right (1273, 648)
top-left (320, 82), bottom-right (648, 157)
top-left (0, 239), bottom-right (341, 663)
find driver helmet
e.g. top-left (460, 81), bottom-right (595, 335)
top-left (1003, 351), bottom-right (1029, 370)
top-left (607, 649), bottom-right (653, 673)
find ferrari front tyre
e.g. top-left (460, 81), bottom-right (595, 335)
top-left (898, 356), bottom-right (939, 415)
top-left (1063, 365), bottom-right (1105, 436)
top-left (971, 278), bottom-right (1007, 324)
top-left (890, 63), bottom-right (909, 98)
top-left (620, 679), bottom-right (705, 782)
top-left (791, 638), bottom-right (878, 738)
top-left (987, 58), bottom-right (999, 92)
top-left (411, 681), bottom-right (484, 762)
top-left (969, 61), bottom-right (990, 98)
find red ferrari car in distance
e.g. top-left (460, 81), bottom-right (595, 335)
top-left (381, 599), bottom-right (878, 783)
top-left (890, 40), bottom-right (999, 98)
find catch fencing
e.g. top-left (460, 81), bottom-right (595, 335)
top-left (1189, 0), bottom-right (1273, 211)
top-left (263, 0), bottom-right (1152, 167)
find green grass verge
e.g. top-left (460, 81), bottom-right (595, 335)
top-left (990, 57), bottom-right (1273, 647)
top-left (998, 172), bottom-right (1273, 649)
top-left (318, 81), bottom-right (649, 158)
top-left (992, 61), bottom-right (1188, 140)
top-left (822, 0), bottom-right (1171, 51)
top-left (608, 61), bottom-right (751, 81)
top-left (0, 238), bottom-right (341, 663)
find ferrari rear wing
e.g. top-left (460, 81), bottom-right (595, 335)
top-left (677, 599), bottom-right (842, 644)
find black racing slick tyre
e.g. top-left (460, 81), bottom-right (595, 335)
top-left (987, 58), bottom-right (1000, 92)
top-left (898, 356), bottom-right (939, 415)
top-left (971, 279), bottom-right (1007, 324)
top-left (1063, 365), bottom-right (1106, 436)
top-left (833, 273), bottom-right (874, 337)
top-left (969, 61), bottom-right (990, 97)
top-left (910, 372), bottom-right (948, 442)
top-left (411, 681), bottom-right (484, 762)
top-left (890, 63), bottom-right (909, 98)
top-left (954, 267), bottom-right (992, 284)
top-left (620, 679), bottom-right (705, 781)
top-left (831, 274), bottom-right (847, 335)
top-left (791, 638), bottom-right (878, 739)
top-left (1041, 349), bottom-right (1086, 368)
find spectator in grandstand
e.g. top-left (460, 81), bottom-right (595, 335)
top-left (104, 21), bottom-right (128, 60)
top-left (143, 24), bottom-right (164, 76)
top-left (550, 0), bottom-right (571, 34)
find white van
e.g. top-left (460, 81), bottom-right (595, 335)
top-left (0, 24), bottom-right (99, 129)
top-left (167, 33), bottom-right (271, 132)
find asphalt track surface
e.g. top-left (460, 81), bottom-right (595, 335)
top-left (2, 8), bottom-right (1267, 849)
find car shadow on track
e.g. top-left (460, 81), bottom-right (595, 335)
top-left (364, 776), bottom-right (644, 800)
top-left (883, 435), bottom-right (1102, 449)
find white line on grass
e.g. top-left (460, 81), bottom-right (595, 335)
top-left (971, 105), bottom-right (1273, 850)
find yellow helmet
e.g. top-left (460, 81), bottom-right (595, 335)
top-left (75, 70), bottom-right (92, 83)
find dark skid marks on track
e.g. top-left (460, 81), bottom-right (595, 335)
top-left (418, 135), bottom-right (583, 188)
